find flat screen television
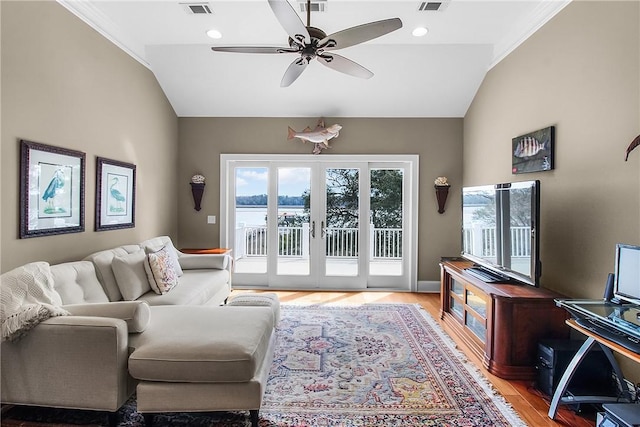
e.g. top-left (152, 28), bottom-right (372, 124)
top-left (613, 243), bottom-right (640, 305)
top-left (461, 180), bottom-right (541, 286)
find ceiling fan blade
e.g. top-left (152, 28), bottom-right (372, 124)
top-left (281, 57), bottom-right (308, 87)
top-left (317, 53), bottom-right (373, 79)
top-left (320, 18), bottom-right (402, 51)
top-left (268, 0), bottom-right (310, 44)
top-left (211, 46), bottom-right (297, 54)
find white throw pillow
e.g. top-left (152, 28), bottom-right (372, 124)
top-left (144, 246), bottom-right (179, 294)
top-left (165, 240), bottom-right (183, 277)
top-left (112, 250), bottom-right (151, 301)
top-left (143, 239), bottom-right (183, 277)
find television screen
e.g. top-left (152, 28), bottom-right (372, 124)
top-left (614, 243), bottom-right (640, 305)
top-left (461, 180), bottom-right (540, 286)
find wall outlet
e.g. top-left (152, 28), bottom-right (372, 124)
top-left (207, 215), bottom-right (216, 224)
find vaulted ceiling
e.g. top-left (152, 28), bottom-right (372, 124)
top-left (59, 0), bottom-right (570, 117)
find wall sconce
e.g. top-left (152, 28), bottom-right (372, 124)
top-left (190, 174), bottom-right (206, 211)
top-left (434, 176), bottom-right (450, 214)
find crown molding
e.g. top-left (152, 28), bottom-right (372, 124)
top-left (57, 0), bottom-right (150, 70)
top-left (490, 0), bottom-right (572, 69)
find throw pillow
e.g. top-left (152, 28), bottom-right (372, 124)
top-left (165, 240), bottom-right (184, 277)
top-left (112, 250), bottom-right (151, 301)
top-left (143, 239), bottom-right (183, 277)
top-left (144, 246), bottom-right (179, 294)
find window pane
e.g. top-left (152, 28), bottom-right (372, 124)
top-left (234, 167), bottom-right (268, 274)
top-left (277, 167), bottom-right (311, 276)
top-left (369, 169), bottom-right (403, 276)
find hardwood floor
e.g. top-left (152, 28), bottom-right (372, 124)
top-left (236, 289), bottom-right (595, 427)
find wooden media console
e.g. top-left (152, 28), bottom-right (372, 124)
top-left (439, 259), bottom-right (569, 380)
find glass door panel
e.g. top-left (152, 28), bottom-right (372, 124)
top-left (234, 167), bottom-right (268, 274)
top-left (276, 167), bottom-right (311, 276)
top-left (369, 168), bottom-right (403, 276)
top-left (324, 168), bottom-right (359, 277)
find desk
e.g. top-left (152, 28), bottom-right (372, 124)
top-left (548, 318), bottom-right (635, 419)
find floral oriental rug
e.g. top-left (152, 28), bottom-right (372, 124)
top-left (2, 304), bottom-right (525, 427)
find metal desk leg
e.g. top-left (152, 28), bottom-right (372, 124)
top-left (548, 337), bottom-right (597, 419)
top-left (548, 337), bottom-right (631, 419)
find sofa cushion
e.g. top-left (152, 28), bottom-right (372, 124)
top-left (84, 245), bottom-right (141, 301)
top-left (128, 306), bottom-right (274, 383)
top-left (144, 246), bottom-right (179, 295)
top-left (51, 261), bottom-right (110, 304)
top-left (136, 269), bottom-right (231, 306)
top-left (112, 250), bottom-right (151, 301)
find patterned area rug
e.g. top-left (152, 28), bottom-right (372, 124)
top-left (2, 304), bottom-right (525, 426)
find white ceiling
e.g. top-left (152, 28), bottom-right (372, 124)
top-left (59, 0), bottom-right (571, 117)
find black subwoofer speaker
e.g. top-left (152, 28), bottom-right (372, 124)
top-left (536, 339), bottom-right (616, 397)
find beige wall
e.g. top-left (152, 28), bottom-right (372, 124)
top-left (464, 0), bottom-right (639, 299)
top-left (1, 1), bottom-right (179, 272)
top-left (178, 117), bottom-right (463, 281)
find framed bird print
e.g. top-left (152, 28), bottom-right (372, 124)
top-left (20, 139), bottom-right (85, 238)
top-left (96, 157), bottom-right (136, 231)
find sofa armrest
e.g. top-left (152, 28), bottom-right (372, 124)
top-left (178, 253), bottom-right (229, 270)
top-left (0, 316), bottom-right (132, 411)
top-left (62, 301), bottom-right (150, 333)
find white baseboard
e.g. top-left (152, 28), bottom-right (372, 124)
top-left (417, 280), bottom-right (440, 293)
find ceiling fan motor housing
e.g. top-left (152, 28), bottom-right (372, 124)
top-left (289, 27), bottom-right (336, 62)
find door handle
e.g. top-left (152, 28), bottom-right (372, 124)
top-left (321, 220), bottom-right (326, 238)
top-left (311, 221), bottom-right (315, 238)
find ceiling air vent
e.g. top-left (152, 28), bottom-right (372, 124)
top-left (299, 0), bottom-right (327, 13)
top-left (418, 1), bottom-right (450, 12)
top-left (181, 2), bottom-right (213, 14)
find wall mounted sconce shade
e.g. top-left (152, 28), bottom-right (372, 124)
top-left (434, 176), bottom-right (450, 214)
top-left (435, 185), bottom-right (449, 214)
top-left (190, 174), bottom-right (206, 211)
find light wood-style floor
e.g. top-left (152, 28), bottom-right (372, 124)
top-left (236, 289), bottom-right (594, 427)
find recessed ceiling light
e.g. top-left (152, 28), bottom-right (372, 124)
top-left (412, 27), bottom-right (429, 37)
top-left (206, 29), bottom-right (222, 39)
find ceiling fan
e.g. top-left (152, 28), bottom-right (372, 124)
top-left (211, 0), bottom-right (403, 87)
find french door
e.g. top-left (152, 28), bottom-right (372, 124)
top-left (220, 155), bottom-right (418, 291)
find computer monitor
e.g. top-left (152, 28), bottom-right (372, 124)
top-left (614, 244), bottom-right (640, 305)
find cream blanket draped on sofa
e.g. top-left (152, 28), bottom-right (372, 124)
top-left (1, 262), bottom-right (69, 342)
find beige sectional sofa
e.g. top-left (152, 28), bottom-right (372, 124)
top-left (83, 236), bottom-right (232, 306)
top-left (1, 236), bottom-right (278, 427)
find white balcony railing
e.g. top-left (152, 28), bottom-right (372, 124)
top-left (462, 226), bottom-right (531, 258)
top-left (235, 224), bottom-right (402, 259)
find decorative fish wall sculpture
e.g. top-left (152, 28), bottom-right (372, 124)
top-left (625, 134), bottom-right (640, 161)
top-left (288, 119), bottom-right (342, 155)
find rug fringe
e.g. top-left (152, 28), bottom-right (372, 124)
top-left (410, 303), bottom-right (528, 427)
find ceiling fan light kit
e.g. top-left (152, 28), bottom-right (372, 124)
top-left (211, 0), bottom-right (402, 87)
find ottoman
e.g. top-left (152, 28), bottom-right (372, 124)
top-left (128, 305), bottom-right (276, 427)
top-left (228, 292), bottom-right (281, 325)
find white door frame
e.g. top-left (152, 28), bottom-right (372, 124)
top-left (220, 154), bottom-right (419, 291)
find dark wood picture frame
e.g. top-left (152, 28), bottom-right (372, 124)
top-left (512, 126), bottom-right (555, 174)
top-left (19, 139), bottom-right (85, 238)
top-left (95, 157), bottom-right (136, 231)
